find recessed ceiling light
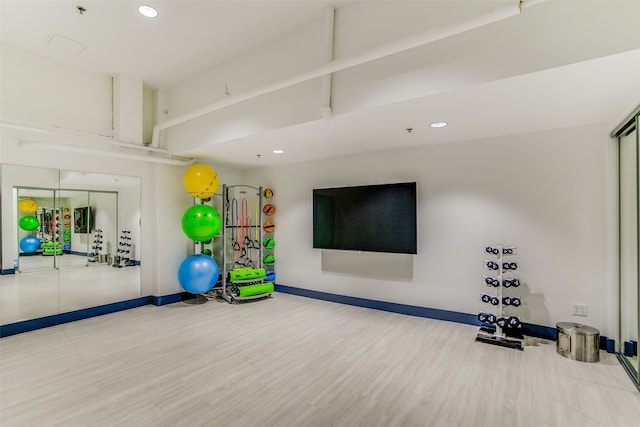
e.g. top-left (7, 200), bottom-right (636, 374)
top-left (430, 122), bottom-right (448, 128)
top-left (138, 5), bottom-right (158, 18)
top-left (272, 149), bottom-right (284, 154)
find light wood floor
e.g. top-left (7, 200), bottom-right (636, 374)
top-left (1, 293), bottom-right (639, 427)
top-left (1, 255), bottom-right (140, 325)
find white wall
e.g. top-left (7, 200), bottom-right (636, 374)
top-left (242, 123), bottom-right (618, 336)
top-left (1, 43), bottom-right (113, 136)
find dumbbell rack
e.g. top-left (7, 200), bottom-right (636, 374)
top-left (88, 229), bottom-right (104, 262)
top-left (112, 229), bottom-right (132, 268)
top-left (475, 244), bottom-right (524, 351)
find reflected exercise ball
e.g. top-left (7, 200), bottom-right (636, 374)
top-left (183, 164), bottom-right (219, 199)
top-left (19, 216), bottom-right (40, 231)
top-left (19, 236), bottom-right (41, 253)
top-left (181, 205), bottom-right (221, 242)
top-left (18, 199), bottom-right (38, 214)
top-left (178, 254), bottom-right (219, 294)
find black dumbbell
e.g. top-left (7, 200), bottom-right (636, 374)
top-left (502, 262), bottom-right (518, 271)
top-left (511, 278), bottom-right (520, 287)
top-left (481, 294), bottom-right (491, 304)
top-left (486, 314), bottom-right (497, 324)
top-left (496, 317), bottom-right (508, 328)
top-left (511, 297), bottom-right (521, 307)
top-left (485, 246), bottom-right (500, 255)
top-left (478, 313), bottom-right (488, 323)
top-left (486, 261), bottom-right (499, 270)
top-left (503, 247), bottom-right (514, 255)
top-left (484, 277), bottom-right (500, 287)
top-left (507, 316), bottom-right (521, 328)
top-left (503, 296), bottom-right (512, 306)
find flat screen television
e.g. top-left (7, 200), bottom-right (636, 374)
top-left (313, 182), bottom-right (417, 254)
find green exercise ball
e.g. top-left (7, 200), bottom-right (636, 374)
top-left (263, 237), bottom-right (275, 249)
top-left (19, 215), bottom-right (40, 231)
top-left (263, 254), bottom-right (275, 266)
top-left (181, 204), bottom-right (221, 242)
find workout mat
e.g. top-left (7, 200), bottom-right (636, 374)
top-left (238, 282), bottom-right (274, 297)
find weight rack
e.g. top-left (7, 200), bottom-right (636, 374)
top-left (475, 243), bottom-right (524, 351)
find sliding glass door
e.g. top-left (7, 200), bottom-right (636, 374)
top-left (618, 112), bottom-right (639, 388)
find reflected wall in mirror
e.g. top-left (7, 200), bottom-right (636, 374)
top-left (1, 164), bottom-right (141, 326)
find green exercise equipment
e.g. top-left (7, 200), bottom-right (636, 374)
top-left (263, 254), bottom-right (275, 266)
top-left (238, 282), bottom-right (274, 297)
top-left (228, 268), bottom-right (266, 282)
top-left (19, 216), bottom-right (39, 231)
top-left (263, 237), bottom-right (275, 249)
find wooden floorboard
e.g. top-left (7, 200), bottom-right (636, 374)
top-left (1, 292), bottom-right (639, 426)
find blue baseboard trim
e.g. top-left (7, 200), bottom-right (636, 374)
top-left (606, 337), bottom-right (616, 353)
top-left (275, 284), bottom-right (558, 341)
top-left (0, 292), bottom-right (193, 337)
top-left (1, 268), bottom-right (16, 275)
top-left (0, 296), bottom-right (151, 338)
top-left (275, 284), bottom-right (476, 325)
top-left (521, 323), bottom-right (557, 341)
top-left (151, 292), bottom-right (193, 306)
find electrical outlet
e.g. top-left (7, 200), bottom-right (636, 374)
top-left (572, 303), bottom-right (588, 317)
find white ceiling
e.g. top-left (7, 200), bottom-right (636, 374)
top-left (0, 0), bottom-right (350, 88)
top-left (1, 0), bottom-right (640, 169)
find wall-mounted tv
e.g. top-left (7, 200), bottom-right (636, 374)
top-left (313, 182), bottom-right (417, 254)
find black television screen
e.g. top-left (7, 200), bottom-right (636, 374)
top-left (313, 182), bottom-right (417, 254)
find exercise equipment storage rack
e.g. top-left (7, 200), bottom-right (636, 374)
top-left (216, 184), bottom-right (274, 303)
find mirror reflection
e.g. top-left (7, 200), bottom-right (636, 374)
top-left (1, 164), bottom-right (141, 325)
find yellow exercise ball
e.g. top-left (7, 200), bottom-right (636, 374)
top-left (183, 164), bottom-right (219, 199)
top-left (18, 199), bottom-right (38, 214)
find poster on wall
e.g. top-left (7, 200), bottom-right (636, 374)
top-left (74, 207), bottom-right (93, 233)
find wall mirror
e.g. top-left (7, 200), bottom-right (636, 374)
top-left (0, 164), bottom-right (141, 326)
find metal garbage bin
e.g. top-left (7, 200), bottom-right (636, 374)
top-left (556, 322), bottom-right (600, 363)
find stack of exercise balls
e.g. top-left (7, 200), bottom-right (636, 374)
top-left (178, 164), bottom-right (221, 294)
top-left (18, 199), bottom-right (41, 253)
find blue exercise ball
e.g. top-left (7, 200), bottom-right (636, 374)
top-left (20, 236), bottom-right (41, 253)
top-left (178, 254), bottom-right (219, 294)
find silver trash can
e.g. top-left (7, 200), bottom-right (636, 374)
top-left (556, 322), bottom-right (600, 363)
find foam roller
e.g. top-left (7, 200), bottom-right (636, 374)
top-left (229, 268), bottom-right (266, 282)
top-left (238, 282), bottom-right (274, 297)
